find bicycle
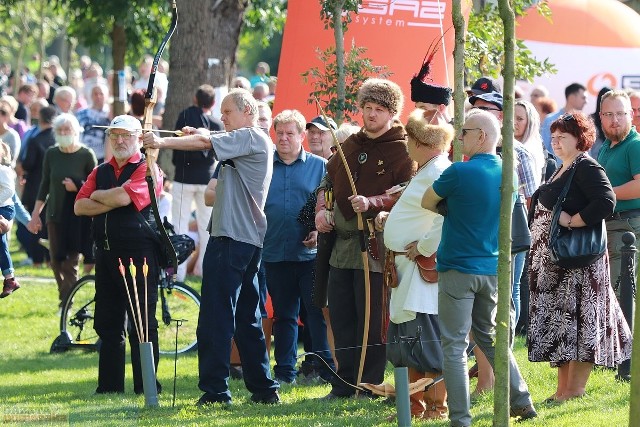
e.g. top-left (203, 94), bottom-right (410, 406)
top-left (50, 269), bottom-right (201, 355)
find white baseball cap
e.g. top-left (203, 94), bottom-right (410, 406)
top-left (109, 115), bottom-right (142, 132)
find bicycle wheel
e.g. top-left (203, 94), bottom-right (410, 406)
top-left (157, 282), bottom-right (200, 355)
top-left (54, 275), bottom-right (99, 352)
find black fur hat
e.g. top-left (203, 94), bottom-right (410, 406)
top-left (410, 35), bottom-right (453, 106)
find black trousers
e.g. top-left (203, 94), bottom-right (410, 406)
top-left (327, 267), bottom-right (386, 396)
top-left (93, 242), bottom-right (161, 394)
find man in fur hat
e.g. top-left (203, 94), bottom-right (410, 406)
top-left (315, 78), bottom-right (413, 399)
top-left (373, 109), bottom-right (453, 420)
top-left (360, 75), bottom-right (454, 419)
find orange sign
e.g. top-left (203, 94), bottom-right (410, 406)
top-left (273, 0), bottom-right (460, 126)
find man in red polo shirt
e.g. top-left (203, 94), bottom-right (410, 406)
top-left (75, 115), bottom-right (163, 395)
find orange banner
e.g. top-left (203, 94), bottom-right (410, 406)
top-left (273, 0), bottom-right (459, 126)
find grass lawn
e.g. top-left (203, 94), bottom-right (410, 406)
top-left (0, 243), bottom-right (632, 426)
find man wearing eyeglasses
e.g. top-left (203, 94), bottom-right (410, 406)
top-left (597, 90), bottom-right (640, 381)
top-left (75, 115), bottom-right (163, 395)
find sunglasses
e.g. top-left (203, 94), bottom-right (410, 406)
top-left (560, 113), bottom-right (575, 122)
top-left (461, 128), bottom-right (481, 137)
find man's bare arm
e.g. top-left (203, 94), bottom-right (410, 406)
top-left (90, 187), bottom-right (132, 208)
top-left (421, 186), bottom-right (444, 214)
top-left (75, 187), bottom-right (133, 216)
top-left (75, 198), bottom-right (114, 216)
top-left (613, 174), bottom-right (640, 201)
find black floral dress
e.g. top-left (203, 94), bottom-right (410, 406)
top-left (527, 202), bottom-right (632, 367)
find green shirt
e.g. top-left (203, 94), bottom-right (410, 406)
top-left (38, 146), bottom-right (97, 223)
top-left (598, 127), bottom-right (640, 213)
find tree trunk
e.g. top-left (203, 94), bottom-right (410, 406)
top-left (162, 0), bottom-right (248, 179)
top-left (452, 0), bottom-right (466, 162)
top-left (495, 1), bottom-right (515, 426)
top-left (111, 22), bottom-right (126, 117)
top-left (332, 0), bottom-right (346, 125)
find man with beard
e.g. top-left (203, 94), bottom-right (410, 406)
top-left (315, 78), bottom-right (413, 399)
top-left (75, 115), bottom-right (163, 394)
top-left (597, 90), bottom-right (640, 380)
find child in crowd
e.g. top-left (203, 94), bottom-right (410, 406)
top-left (0, 141), bottom-right (19, 297)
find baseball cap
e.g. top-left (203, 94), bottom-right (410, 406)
top-left (109, 115), bottom-right (142, 132)
top-left (467, 77), bottom-right (502, 96)
top-left (306, 115), bottom-right (337, 131)
top-left (469, 92), bottom-right (503, 111)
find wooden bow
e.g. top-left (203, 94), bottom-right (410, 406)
top-left (315, 98), bottom-right (371, 396)
top-left (144, 0), bottom-right (178, 279)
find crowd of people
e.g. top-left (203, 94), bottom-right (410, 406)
top-left (0, 51), bottom-right (638, 426)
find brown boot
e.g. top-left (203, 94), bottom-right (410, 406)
top-left (423, 371), bottom-right (447, 420)
top-left (408, 367), bottom-right (427, 418)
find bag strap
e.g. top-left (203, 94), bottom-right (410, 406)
top-left (549, 156), bottom-right (583, 243)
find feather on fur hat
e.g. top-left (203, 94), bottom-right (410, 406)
top-left (410, 34), bottom-right (453, 106)
top-left (357, 78), bottom-right (404, 115)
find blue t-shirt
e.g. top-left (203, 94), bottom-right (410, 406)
top-left (432, 153), bottom-right (506, 275)
top-left (262, 150), bottom-right (327, 262)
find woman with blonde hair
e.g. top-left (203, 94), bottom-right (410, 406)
top-left (515, 99), bottom-right (545, 187)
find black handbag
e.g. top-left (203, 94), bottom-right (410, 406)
top-left (549, 159), bottom-right (606, 269)
top-left (512, 195), bottom-right (531, 254)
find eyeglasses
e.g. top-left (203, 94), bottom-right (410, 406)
top-left (461, 128), bottom-right (481, 137)
top-left (108, 131), bottom-right (138, 140)
top-left (560, 113), bottom-right (575, 122)
top-left (601, 111), bottom-right (629, 120)
top-left (473, 105), bottom-right (501, 112)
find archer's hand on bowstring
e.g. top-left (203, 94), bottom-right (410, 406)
top-left (142, 126), bottom-right (209, 150)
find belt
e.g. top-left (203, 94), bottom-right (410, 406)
top-left (606, 208), bottom-right (640, 222)
top-left (335, 230), bottom-right (362, 240)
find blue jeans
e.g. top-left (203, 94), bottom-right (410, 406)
top-left (0, 204), bottom-right (15, 276)
top-left (197, 237), bottom-right (278, 402)
top-left (512, 251), bottom-right (527, 327)
top-left (265, 260), bottom-right (334, 382)
top-left (257, 260), bottom-right (268, 318)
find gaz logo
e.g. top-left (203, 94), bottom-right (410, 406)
top-left (355, 0), bottom-right (447, 28)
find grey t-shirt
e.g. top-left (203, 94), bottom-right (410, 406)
top-left (209, 127), bottom-right (273, 248)
top-left (0, 127), bottom-right (21, 166)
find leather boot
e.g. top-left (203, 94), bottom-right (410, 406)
top-left (408, 367), bottom-right (427, 418)
top-left (423, 371), bottom-right (448, 420)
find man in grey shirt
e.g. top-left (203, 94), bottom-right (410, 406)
top-left (142, 89), bottom-right (279, 406)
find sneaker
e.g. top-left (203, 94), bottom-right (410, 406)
top-left (250, 391), bottom-right (280, 404)
top-left (510, 404), bottom-right (538, 421)
top-left (275, 376), bottom-right (296, 385)
top-left (0, 277), bottom-right (20, 298)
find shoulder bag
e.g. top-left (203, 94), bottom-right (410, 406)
top-left (548, 157), bottom-right (606, 269)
